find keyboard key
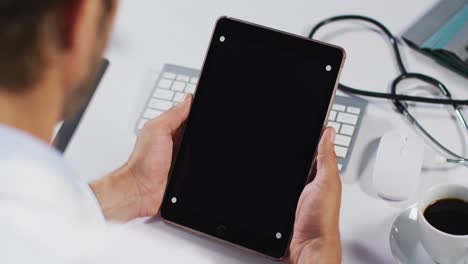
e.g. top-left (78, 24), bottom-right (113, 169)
top-left (335, 145), bottom-right (348, 158)
top-left (332, 104), bottom-right (346, 111)
top-left (347, 106), bottom-right (361, 115)
top-left (190, 77), bottom-right (199, 84)
top-left (174, 92), bottom-right (186, 103)
top-left (172, 81), bottom-right (186, 92)
top-left (327, 122), bottom-right (341, 132)
top-left (337, 112), bottom-right (358, 125)
top-left (144, 109), bottom-right (162, 119)
top-left (341, 124), bottom-right (355, 136)
top-left (149, 99), bottom-right (173, 111)
top-left (153, 89), bottom-right (174, 100)
top-left (159, 79), bottom-right (173, 89)
top-left (338, 163), bottom-right (343, 171)
top-left (138, 119), bottom-right (149, 129)
top-left (176, 75), bottom-right (190, 82)
top-left (163, 72), bottom-right (176, 80)
top-left (185, 84), bottom-right (196, 94)
top-left (335, 134), bottom-right (351, 147)
top-left (328, 110), bottom-right (337, 121)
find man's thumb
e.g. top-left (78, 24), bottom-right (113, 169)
top-left (159, 94), bottom-right (192, 132)
top-left (316, 127), bottom-right (339, 176)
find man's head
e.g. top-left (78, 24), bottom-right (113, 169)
top-left (0, 0), bottom-right (118, 119)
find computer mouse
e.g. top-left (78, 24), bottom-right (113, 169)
top-left (372, 131), bottom-right (425, 201)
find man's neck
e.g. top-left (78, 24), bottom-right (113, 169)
top-left (0, 77), bottom-right (63, 144)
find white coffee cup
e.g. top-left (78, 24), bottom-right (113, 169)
top-left (418, 184), bottom-right (468, 264)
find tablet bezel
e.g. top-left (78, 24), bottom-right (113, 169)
top-left (160, 17), bottom-right (345, 260)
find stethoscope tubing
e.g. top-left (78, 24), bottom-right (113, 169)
top-left (309, 15), bottom-right (468, 164)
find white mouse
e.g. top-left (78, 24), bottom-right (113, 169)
top-left (372, 131), bottom-right (425, 201)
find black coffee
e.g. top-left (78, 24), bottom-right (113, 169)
top-left (424, 198), bottom-right (468, 236)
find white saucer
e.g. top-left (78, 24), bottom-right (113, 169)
top-left (390, 205), bottom-right (435, 264)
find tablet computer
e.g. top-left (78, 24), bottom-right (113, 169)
top-left (161, 17), bottom-right (345, 260)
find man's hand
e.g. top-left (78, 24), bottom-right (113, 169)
top-left (289, 127), bottom-right (342, 264)
top-left (90, 95), bottom-right (192, 222)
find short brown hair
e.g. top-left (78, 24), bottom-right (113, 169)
top-left (0, 0), bottom-right (113, 92)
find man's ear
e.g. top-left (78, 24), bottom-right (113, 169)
top-left (57, 0), bottom-right (83, 50)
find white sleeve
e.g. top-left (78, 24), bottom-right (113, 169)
top-left (0, 202), bottom-right (202, 264)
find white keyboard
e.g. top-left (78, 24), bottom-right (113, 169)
top-left (136, 64), bottom-right (367, 173)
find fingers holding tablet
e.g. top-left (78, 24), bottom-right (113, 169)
top-left (290, 127), bottom-right (342, 264)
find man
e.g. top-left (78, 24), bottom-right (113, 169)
top-left (0, 0), bottom-right (342, 263)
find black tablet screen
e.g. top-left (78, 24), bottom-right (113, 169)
top-left (161, 17), bottom-right (344, 258)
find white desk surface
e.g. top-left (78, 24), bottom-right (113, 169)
top-left (64, 0), bottom-right (468, 263)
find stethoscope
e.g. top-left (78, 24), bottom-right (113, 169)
top-left (308, 15), bottom-right (468, 165)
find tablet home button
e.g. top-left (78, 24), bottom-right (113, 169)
top-left (216, 225), bottom-right (227, 236)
